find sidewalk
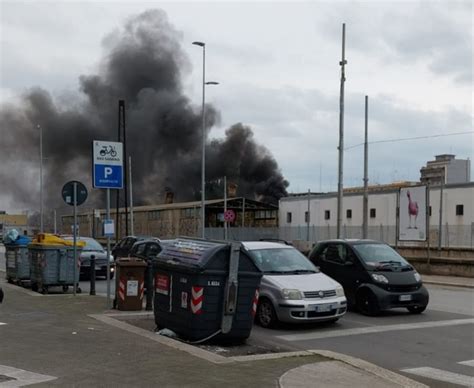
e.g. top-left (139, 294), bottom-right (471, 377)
top-left (0, 278), bottom-right (426, 388)
top-left (422, 274), bottom-right (474, 288)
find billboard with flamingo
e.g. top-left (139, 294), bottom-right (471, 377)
top-left (399, 186), bottom-right (427, 241)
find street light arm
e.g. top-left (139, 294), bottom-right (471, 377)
top-left (205, 81), bottom-right (219, 85)
top-left (192, 41), bottom-right (205, 47)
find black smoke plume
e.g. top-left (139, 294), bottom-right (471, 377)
top-left (0, 10), bottom-right (288, 215)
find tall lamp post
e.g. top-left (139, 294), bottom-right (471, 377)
top-left (38, 124), bottom-right (44, 233)
top-left (192, 41), bottom-right (218, 238)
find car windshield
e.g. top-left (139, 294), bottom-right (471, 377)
top-left (250, 248), bottom-right (317, 274)
top-left (63, 237), bottom-right (104, 252)
top-left (353, 243), bottom-right (409, 267)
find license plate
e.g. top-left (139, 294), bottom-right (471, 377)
top-left (399, 295), bottom-right (412, 301)
top-left (315, 304), bottom-right (333, 312)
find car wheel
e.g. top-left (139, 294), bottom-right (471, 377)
top-left (356, 289), bottom-right (380, 316)
top-left (407, 305), bottom-right (427, 314)
top-left (256, 298), bottom-right (278, 328)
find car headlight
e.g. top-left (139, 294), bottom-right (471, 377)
top-left (282, 289), bottom-right (303, 300)
top-left (414, 272), bottom-right (421, 282)
top-left (371, 274), bottom-right (389, 284)
top-left (335, 286), bottom-right (345, 297)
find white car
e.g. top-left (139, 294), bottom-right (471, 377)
top-left (242, 241), bottom-right (347, 328)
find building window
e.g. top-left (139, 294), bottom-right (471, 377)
top-left (181, 208), bottom-right (197, 218)
top-left (346, 209), bottom-right (352, 219)
top-left (256, 210), bottom-right (277, 219)
top-left (370, 208), bottom-right (376, 218)
top-left (305, 211), bottom-right (310, 223)
top-left (148, 210), bottom-right (162, 220)
top-left (286, 212), bottom-right (292, 223)
top-left (456, 204), bottom-right (464, 216)
top-left (324, 210), bottom-right (330, 220)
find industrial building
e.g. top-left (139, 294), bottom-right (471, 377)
top-left (61, 197), bottom-right (278, 240)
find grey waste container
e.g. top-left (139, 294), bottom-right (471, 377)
top-left (153, 238), bottom-right (262, 343)
top-left (29, 243), bottom-right (83, 294)
top-left (5, 244), bottom-right (30, 285)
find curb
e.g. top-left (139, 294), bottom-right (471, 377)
top-left (302, 350), bottom-right (428, 388)
top-left (423, 280), bottom-right (474, 289)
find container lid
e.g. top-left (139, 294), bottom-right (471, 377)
top-left (29, 233), bottom-right (86, 247)
top-left (156, 238), bottom-right (229, 269)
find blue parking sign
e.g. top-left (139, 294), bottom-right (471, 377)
top-left (94, 165), bottom-right (123, 188)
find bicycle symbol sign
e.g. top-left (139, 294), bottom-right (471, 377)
top-left (99, 145), bottom-right (117, 157)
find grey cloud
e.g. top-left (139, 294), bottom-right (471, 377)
top-left (319, 1), bottom-right (472, 84)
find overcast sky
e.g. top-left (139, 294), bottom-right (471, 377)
top-left (0, 0), bottom-right (472, 213)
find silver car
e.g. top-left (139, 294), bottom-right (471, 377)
top-left (63, 236), bottom-right (115, 280)
top-left (242, 241), bottom-right (347, 328)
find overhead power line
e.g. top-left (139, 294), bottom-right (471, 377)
top-left (345, 131), bottom-right (474, 151)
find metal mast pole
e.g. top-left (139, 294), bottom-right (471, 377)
top-left (73, 182), bottom-right (77, 296)
top-left (224, 176), bottom-right (227, 240)
top-left (129, 156), bottom-right (134, 236)
top-left (116, 103), bottom-right (121, 243)
top-left (119, 100), bottom-right (129, 236)
top-left (201, 44), bottom-right (206, 238)
top-left (307, 189), bottom-right (311, 241)
top-left (337, 23), bottom-right (347, 239)
top-left (363, 95), bottom-right (369, 239)
top-left (438, 170), bottom-right (445, 250)
top-left (38, 124), bottom-right (44, 233)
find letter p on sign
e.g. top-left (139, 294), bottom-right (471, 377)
top-left (104, 167), bottom-right (113, 178)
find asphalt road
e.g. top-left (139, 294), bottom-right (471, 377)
top-left (252, 285), bottom-right (474, 388)
top-left (1, 246), bottom-right (473, 387)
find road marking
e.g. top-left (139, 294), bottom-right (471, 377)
top-left (276, 318), bottom-right (474, 341)
top-left (401, 367), bottom-right (474, 387)
top-left (0, 365), bottom-right (56, 387)
top-left (0, 323), bottom-right (6, 326)
top-left (459, 359), bottom-right (474, 367)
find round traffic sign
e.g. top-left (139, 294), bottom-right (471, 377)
top-left (224, 209), bottom-right (235, 222)
top-left (62, 181), bottom-right (88, 206)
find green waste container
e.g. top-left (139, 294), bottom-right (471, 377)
top-left (28, 234), bottom-right (85, 294)
top-left (5, 244), bottom-right (30, 285)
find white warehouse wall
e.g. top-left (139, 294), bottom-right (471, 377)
top-left (280, 183), bottom-right (474, 228)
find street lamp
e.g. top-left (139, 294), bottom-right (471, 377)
top-left (192, 41), bottom-right (219, 238)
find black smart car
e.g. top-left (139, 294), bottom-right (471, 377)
top-left (308, 239), bottom-right (429, 316)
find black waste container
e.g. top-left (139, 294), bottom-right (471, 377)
top-left (153, 238), bottom-right (262, 343)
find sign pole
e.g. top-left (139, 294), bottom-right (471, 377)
top-left (73, 182), bottom-right (77, 296)
top-left (224, 176), bottom-right (227, 240)
top-left (106, 188), bottom-right (111, 309)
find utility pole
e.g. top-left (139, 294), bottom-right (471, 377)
top-left (363, 95), bottom-right (369, 239)
top-left (337, 23), bottom-right (347, 239)
top-left (307, 189), bottom-right (311, 241)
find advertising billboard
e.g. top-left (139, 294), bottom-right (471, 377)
top-left (399, 185), bottom-right (427, 241)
